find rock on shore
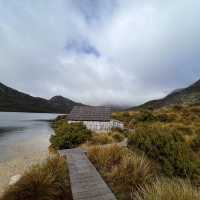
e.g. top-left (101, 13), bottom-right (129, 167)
top-left (0, 151), bottom-right (48, 196)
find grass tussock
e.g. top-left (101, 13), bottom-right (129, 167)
top-left (89, 131), bottom-right (124, 145)
top-left (88, 144), bottom-right (155, 199)
top-left (110, 154), bottom-right (154, 194)
top-left (88, 144), bottom-right (124, 171)
top-left (135, 179), bottom-right (200, 200)
top-left (1, 156), bottom-right (72, 200)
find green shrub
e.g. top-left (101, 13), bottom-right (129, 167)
top-left (135, 110), bottom-right (156, 123)
top-left (172, 105), bottom-right (183, 111)
top-left (194, 127), bottom-right (200, 135)
top-left (111, 132), bottom-right (124, 142)
top-left (156, 113), bottom-right (173, 123)
top-left (128, 125), bottom-right (200, 179)
top-left (50, 121), bottom-right (92, 149)
top-left (1, 156), bottom-right (72, 200)
top-left (135, 179), bottom-right (200, 200)
top-left (191, 134), bottom-right (200, 152)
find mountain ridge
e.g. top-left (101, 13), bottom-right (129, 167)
top-left (0, 82), bottom-right (83, 113)
top-left (128, 79), bottom-right (200, 110)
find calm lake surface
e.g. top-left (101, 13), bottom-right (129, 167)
top-left (0, 112), bottom-right (60, 162)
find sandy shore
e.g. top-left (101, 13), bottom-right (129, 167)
top-left (0, 151), bottom-right (49, 196)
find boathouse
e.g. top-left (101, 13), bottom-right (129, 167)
top-left (68, 106), bottom-right (123, 132)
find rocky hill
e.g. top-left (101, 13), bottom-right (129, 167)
top-left (0, 82), bottom-right (83, 113)
top-left (129, 79), bottom-right (200, 110)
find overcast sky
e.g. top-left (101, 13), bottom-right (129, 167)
top-left (0, 0), bottom-right (200, 106)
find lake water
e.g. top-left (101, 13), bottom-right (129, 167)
top-left (0, 112), bottom-right (60, 162)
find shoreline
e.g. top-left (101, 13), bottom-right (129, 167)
top-left (0, 150), bottom-right (49, 196)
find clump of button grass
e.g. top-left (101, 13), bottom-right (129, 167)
top-left (110, 153), bottom-right (154, 194)
top-left (88, 144), bottom-right (156, 199)
top-left (88, 144), bottom-right (124, 171)
top-left (134, 179), bottom-right (200, 200)
top-left (1, 156), bottom-right (72, 200)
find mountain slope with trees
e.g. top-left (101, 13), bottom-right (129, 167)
top-left (0, 82), bottom-right (83, 113)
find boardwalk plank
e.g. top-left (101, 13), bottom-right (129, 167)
top-left (59, 148), bottom-right (116, 200)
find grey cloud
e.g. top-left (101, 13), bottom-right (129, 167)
top-left (0, 0), bottom-right (200, 106)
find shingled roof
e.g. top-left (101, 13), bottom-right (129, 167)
top-left (68, 106), bottom-right (111, 122)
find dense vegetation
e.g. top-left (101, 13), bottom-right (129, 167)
top-left (88, 144), bottom-right (200, 200)
top-left (0, 82), bottom-right (82, 113)
top-left (50, 119), bottom-right (92, 149)
top-left (128, 125), bottom-right (200, 181)
top-left (113, 105), bottom-right (200, 183)
top-left (104, 104), bottom-right (200, 199)
top-left (1, 156), bottom-right (72, 200)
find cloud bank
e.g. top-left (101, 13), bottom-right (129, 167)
top-left (0, 0), bottom-right (200, 106)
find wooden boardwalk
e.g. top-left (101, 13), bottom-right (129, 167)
top-left (59, 148), bottom-right (117, 200)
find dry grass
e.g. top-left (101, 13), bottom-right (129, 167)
top-left (89, 133), bottom-right (114, 145)
top-left (110, 154), bottom-right (154, 194)
top-left (88, 144), bottom-right (156, 199)
top-left (88, 131), bottom-right (125, 146)
top-left (135, 179), bottom-right (200, 200)
top-left (88, 144), bottom-right (124, 171)
top-left (1, 156), bottom-right (72, 200)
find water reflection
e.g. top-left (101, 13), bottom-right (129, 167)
top-left (0, 112), bottom-right (59, 162)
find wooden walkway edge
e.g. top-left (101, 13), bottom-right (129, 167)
top-left (59, 148), bottom-right (117, 200)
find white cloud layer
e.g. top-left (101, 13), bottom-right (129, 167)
top-left (0, 0), bottom-right (200, 106)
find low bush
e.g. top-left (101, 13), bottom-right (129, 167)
top-left (135, 110), bottom-right (156, 123)
top-left (89, 133), bottom-right (113, 145)
top-left (194, 127), bottom-right (200, 135)
top-left (50, 120), bottom-right (92, 149)
top-left (172, 105), bottom-right (184, 111)
top-left (191, 134), bottom-right (200, 152)
top-left (1, 156), bottom-right (72, 200)
top-left (111, 132), bottom-right (124, 142)
top-left (128, 125), bottom-right (200, 179)
top-left (135, 179), bottom-right (200, 200)
top-left (156, 113), bottom-right (172, 122)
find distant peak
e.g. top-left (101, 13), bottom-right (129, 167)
top-left (49, 95), bottom-right (78, 104)
top-left (193, 79), bottom-right (200, 85)
top-left (50, 95), bottom-right (65, 100)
